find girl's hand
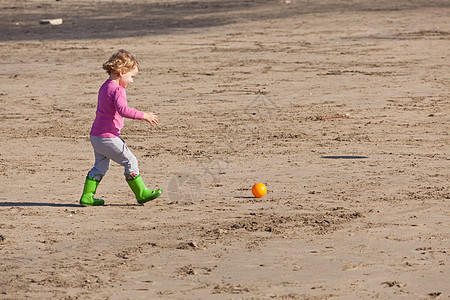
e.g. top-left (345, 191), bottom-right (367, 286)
top-left (142, 112), bottom-right (158, 126)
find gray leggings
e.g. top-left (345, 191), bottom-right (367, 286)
top-left (88, 136), bottom-right (139, 179)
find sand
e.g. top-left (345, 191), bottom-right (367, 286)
top-left (0, 0), bottom-right (449, 299)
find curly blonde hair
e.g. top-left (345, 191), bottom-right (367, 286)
top-left (102, 49), bottom-right (140, 75)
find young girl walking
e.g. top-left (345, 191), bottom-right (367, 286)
top-left (80, 49), bottom-right (162, 206)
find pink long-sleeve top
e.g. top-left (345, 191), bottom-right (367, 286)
top-left (90, 80), bottom-right (144, 138)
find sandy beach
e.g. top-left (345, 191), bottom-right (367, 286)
top-left (0, 0), bottom-right (449, 298)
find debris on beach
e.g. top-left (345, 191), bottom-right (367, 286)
top-left (39, 18), bottom-right (63, 25)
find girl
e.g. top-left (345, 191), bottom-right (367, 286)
top-left (80, 49), bottom-right (162, 206)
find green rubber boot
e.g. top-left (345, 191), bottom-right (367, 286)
top-left (80, 176), bottom-right (105, 206)
top-left (126, 174), bottom-right (162, 204)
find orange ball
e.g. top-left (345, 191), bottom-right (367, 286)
top-left (252, 183), bottom-right (267, 198)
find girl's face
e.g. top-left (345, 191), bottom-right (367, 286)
top-left (119, 66), bottom-right (139, 88)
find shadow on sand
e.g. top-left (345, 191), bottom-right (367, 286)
top-left (2, 0), bottom-right (447, 41)
top-left (0, 202), bottom-right (84, 208)
top-left (0, 202), bottom-right (144, 207)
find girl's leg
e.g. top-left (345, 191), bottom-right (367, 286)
top-left (89, 136), bottom-right (139, 176)
top-left (89, 136), bottom-right (162, 204)
top-left (88, 150), bottom-right (111, 179)
top-left (80, 137), bottom-right (112, 206)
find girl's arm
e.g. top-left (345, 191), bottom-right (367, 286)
top-left (114, 88), bottom-right (144, 120)
top-left (114, 87), bottom-right (158, 126)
